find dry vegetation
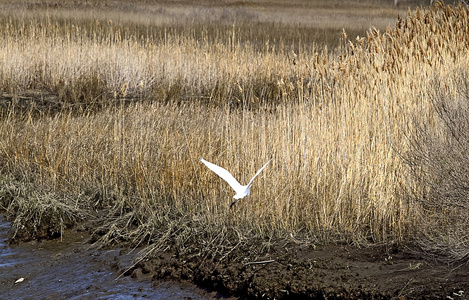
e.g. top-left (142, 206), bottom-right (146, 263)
top-left (0, 0), bottom-right (468, 260)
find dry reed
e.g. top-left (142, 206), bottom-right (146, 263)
top-left (0, 1), bottom-right (468, 256)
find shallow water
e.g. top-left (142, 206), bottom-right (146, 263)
top-left (0, 215), bottom-right (220, 299)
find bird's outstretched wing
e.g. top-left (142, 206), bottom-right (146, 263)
top-left (246, 158), bottom-right (273, 189)
top-left (200, 158), bottom-right (243, 193)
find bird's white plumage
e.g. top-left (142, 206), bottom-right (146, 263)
top-left (200, 157), bottom-right (272, 206)
top-left (200, 158), bottom-right (243, 193)
top-left (245, 159), bottom-right (272, 189)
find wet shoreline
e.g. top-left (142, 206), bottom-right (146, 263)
top-left (0, 215), bottom-right (224, 300)
top-left (2, 213), bottom-right (469, 299)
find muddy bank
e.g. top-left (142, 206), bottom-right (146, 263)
top-left (2, 213), bottom-right (469, 299)
top-left (0, 215), bottom-right (227, 300)
top-left (128, 238), bottom-right (469, 299)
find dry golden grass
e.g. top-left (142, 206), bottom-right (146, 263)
top-left (0, 1), bottom-right (468, 255)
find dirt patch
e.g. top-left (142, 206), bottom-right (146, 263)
top-left (128, 239), bottom-right (469, 299)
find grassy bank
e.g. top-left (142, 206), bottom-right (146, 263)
top-left (1, 0), bottom-right (468, 260)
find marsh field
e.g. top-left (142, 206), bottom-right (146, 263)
top-left (1, 0), bottom-right (469, 298)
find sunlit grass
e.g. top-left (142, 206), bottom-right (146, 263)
top-left (0, 1), bottom-right (468, 257)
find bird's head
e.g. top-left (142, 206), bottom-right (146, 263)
top-left (233, 187), bottom-right (250, 199)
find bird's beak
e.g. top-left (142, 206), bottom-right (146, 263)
top-left (229, 200), bottom-right (238, 209)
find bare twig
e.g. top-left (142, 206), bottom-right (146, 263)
top-left (244, 259), bottom-right (275, 266)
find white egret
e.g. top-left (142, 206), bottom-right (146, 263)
top-left (200, 157), bottom-right (273, 208)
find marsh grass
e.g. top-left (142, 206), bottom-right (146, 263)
top-left (0, 1), bottom-right (468, 260)
top-left (402, 71), bottom-right (469, 260)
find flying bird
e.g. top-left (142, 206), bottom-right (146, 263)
top-left (200, 157), bottom-right (273, 208)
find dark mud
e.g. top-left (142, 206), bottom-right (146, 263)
top-left (2, 214), bottom-right (469, 299)
top-left (0, 215), bottom-right (228, 300)
top-left (129, 239), bottom-right (469, 299)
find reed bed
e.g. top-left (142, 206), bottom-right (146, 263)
top-left (1, 1), bottom-right (468, 256)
